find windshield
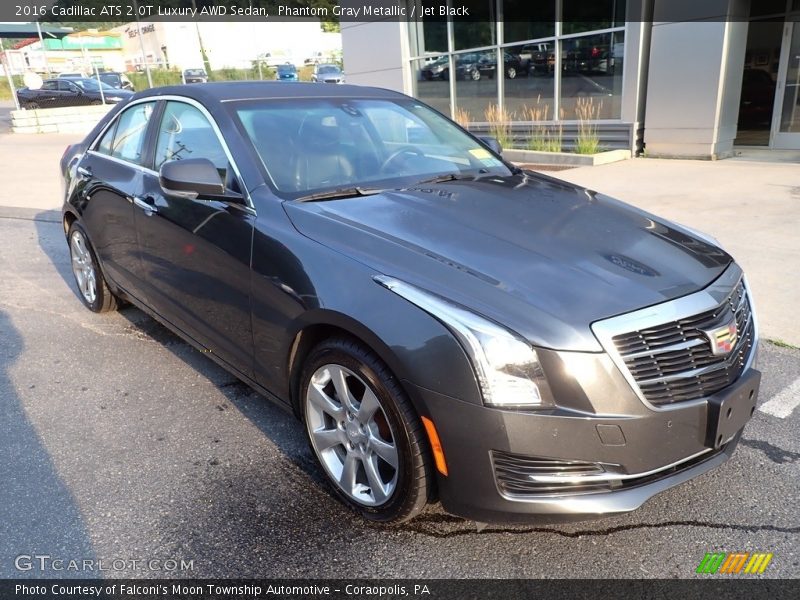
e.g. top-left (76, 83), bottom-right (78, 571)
top-left (277, 65), bottom-right (296, 73)
top-left (72, 78), bottom-right (117, 92)
top-left (185, 69), bottom-right (206, 77)
top-left (318, 65), bottom-right (340, 74)
top-left (234, 98), bottom-right (511, 198)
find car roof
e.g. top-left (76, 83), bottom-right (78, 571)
top-left (131, 81), bottom-right (407, 104)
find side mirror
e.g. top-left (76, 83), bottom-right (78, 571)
top-left (478, 136), bottom-right (503, 156)
top-left (159, 158), bottom-right (225, 199)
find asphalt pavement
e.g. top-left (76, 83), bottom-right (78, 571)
top-left (1, 205), bottom-right (798, 579)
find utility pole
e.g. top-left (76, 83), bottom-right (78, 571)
top-left (133, 0), bottom-right (153, 87)
top-left (191, 0), bottom-right (211, 76)
top-left (0, 37), bottom-right (20, 110)
top-left (35, 21), bottom-right (50, 75)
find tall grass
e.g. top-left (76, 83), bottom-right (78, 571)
top-left (453, 107), bottom-right (472, 129)
top-left (523, 96), bottom-right (563, 153)
top-left (0, 76), bottom-right (25, 101)
top-left (127, 64), bottom-right (282, 91)
top-left (484, 103), bottom-right (514, 149)
top-left (575, 97), bottom-right (602, 155)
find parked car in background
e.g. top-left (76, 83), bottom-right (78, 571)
top-left (97, 71), bottom-right (135, 91)
top-left (312, 64), bottom-right (345, 84)
top-left (275, 63), bottom-right (299, 82)
top-left (421, 52), bottom-right (524, 81)
top-left (59, 82), bottom-right (759, 525)
top-left (18, 77), bottom-right (133, 109)
top-left (183, 69), bottom-right (208, 84)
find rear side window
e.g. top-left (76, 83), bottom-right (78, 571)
top-left (153, 102), bottom-right (228, 174)
top-left (96, 102), bottom-right (155, 165)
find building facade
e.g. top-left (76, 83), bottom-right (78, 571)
top-left (111, 20), bottom-right (341, 73)
top-left (341, 0), bottom-right (800, 158)
top-left (3, 31), bottom-right (126, 75)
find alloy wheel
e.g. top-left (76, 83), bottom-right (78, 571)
top-left (305, 364), bottom-right (399, 507)
top-left (70, 230), bottom-right (97, 304)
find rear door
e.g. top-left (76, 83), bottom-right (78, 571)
top-left (76, 101), bottom-right (157, 293)
top-left (136, 100), bottom-right (256, 377)
top-left (58, 80), bottom-right (85, 106)
top-left (33, 80), bottom-right (60, 108)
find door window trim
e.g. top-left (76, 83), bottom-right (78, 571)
top-left (88, 95), bottom-right (255, 211)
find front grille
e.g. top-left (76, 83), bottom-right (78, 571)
top-left (492, 447), bottom-right (726, 498)
top-left (612, 279), bottom-right (754, 406)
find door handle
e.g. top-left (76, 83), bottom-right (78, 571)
top-left (133, 196), bottom-right (158, 215)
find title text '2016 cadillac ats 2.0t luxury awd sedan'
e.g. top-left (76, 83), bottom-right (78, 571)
top-left (60, 82), bottom-right (760, 524)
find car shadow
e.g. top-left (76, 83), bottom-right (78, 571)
top-left (0, 308), bottom-right (98, 578)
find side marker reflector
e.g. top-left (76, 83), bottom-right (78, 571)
top-left (421, 416), bottom-right (448, 476)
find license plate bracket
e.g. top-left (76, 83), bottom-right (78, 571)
top-left (705, 369), bottom-right (761, 449)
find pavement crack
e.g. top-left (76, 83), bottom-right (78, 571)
top-left (740, 437), bottom-right (800, 464)
top-left (403, 515), bottom-right (800, 538)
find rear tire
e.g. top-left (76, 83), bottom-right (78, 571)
top-left (67, 222), bottom-right (119, 313)
top-left (300, 337), bottom-right (432, 523)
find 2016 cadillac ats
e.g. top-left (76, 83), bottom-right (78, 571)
top-left (60, 82), bottom-right (760, 524)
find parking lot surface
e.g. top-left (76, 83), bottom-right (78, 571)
top-left (1, 204), bottom-right (798, 579)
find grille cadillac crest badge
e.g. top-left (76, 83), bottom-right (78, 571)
top-left (703, 319), bottom-right (738, 356)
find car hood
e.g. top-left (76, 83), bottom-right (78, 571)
top-left (284, 172), bottom-right (732, 351)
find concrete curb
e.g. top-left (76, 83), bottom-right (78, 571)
top-left (504, 148), bottom-right (631, 166)
top-left (11, 105), bottom-right (112, 135)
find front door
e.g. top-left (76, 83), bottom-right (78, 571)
top-left (136, 100), bottom-right (256, 377)
top-left (772, 20), bottom-right (800, 148)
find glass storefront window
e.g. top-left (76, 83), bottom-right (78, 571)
top-left (453, 1), bottom-right (496, 50)
top-left (407, 2), bottom-right (628, 126)
top-left (503, 43), bottom-right (556, 120)
top-left (412, 56), bottom-right (451, 116)
top-left (562, 0), bottom-right (627, 35)
top-left (560, 31), bottom-right (624, 119)
top-left (502, 0), bottom-right (555, 43)
top-left (453, 50), bottom-right (499, 124)
top-left (407, 18), bottom-right (448, 56)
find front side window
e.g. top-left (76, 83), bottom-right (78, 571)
top-left (235, 98), bottom-right (511, 196)
top-left (97, 102), bottom-right (154, 164)
top-left (154, 102), bottom-right (229, 176)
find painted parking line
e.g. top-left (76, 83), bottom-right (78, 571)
top-left (759, 376), bottom-right (800, 419)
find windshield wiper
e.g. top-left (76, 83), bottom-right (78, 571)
top-left (414, 170), bottom-right (490, 185)
top-left (294, 187), bottom-right (384, 203)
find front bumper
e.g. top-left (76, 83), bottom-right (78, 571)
top-left (411, 365), bottom-right (760, 524)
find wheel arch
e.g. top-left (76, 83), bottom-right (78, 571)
top-left (286, 310), bottom-right (423, 421)
top-left (63, 209), bottom-right (79, 237)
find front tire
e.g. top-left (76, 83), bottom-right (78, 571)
top-left (67, 222), bottom-right (119, 313)
top-left (300, 337), bottom-right (432, 523)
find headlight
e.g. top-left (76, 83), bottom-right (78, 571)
top-left (375, 276), bottom-right (552, 409)
top-left (106, 96), bottom-right (122, 102)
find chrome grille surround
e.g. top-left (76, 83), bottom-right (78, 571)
top-left (592, 264), bottom-right (758, 410)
